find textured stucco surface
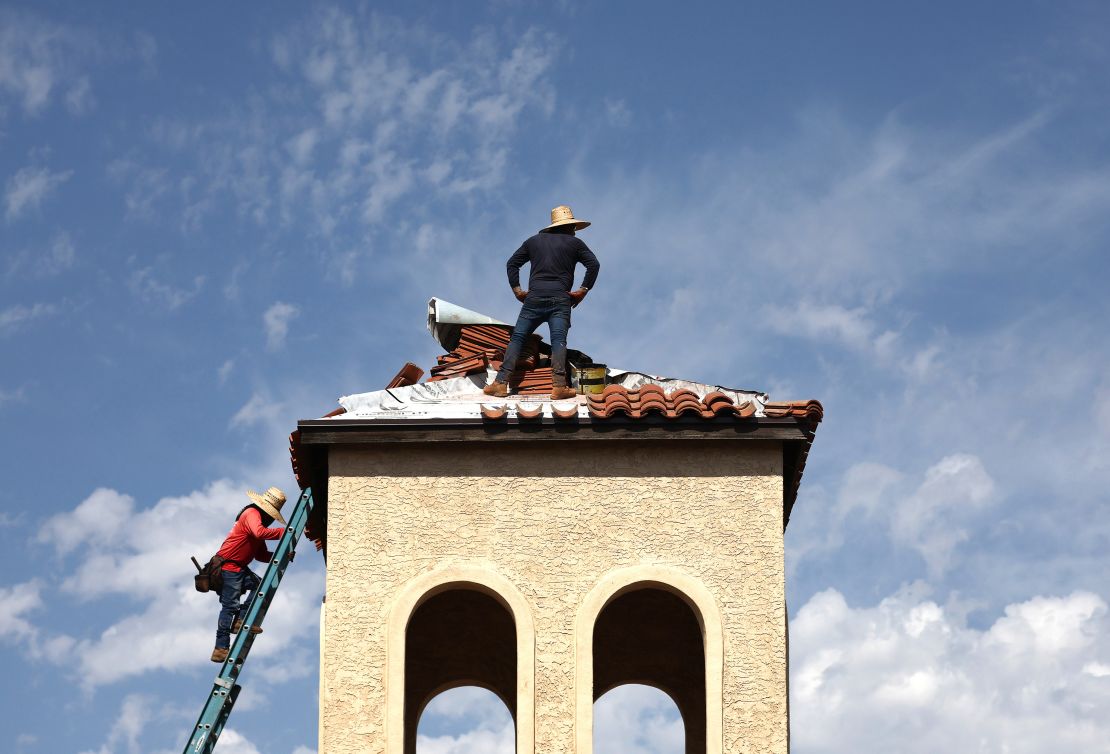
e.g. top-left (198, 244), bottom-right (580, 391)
top-left (321, 439), bottom-right (786, 754)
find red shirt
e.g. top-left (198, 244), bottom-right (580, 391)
top-left (217, 507), bottom-right (285, 572)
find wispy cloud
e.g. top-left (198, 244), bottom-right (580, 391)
top-left (230, 392), bottom-right (284, 430)
top-left (117, 8), bottom-right (560, 284)
top-left (4, 165), bottom-right (73, 220)
top-left (6, 230), bottom-right (76, 278)
top-left (0, 9), bottom-right (92, 116)
top-left (263, 302), bottom-right (299, 351)
top-left (128, 268), bottom-right (204, 310)
top-left (0, 302), bottom-right (57, 336)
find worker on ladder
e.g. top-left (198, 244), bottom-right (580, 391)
top-left (210, 487), bottom-right (287, 663)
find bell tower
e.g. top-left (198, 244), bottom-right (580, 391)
top-left (292, 384), bottom-right (821, 753)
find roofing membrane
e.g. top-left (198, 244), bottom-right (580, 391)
top-left (336, 368), bottom-right (773, 422)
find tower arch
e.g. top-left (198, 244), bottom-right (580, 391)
top-left (576, 566), bottom-right (724, 754)
top-left (386, 565), bottom-right (536, 754)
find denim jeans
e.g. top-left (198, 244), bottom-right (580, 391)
top-left (215, 568), bottom-right (260, 649)
top-left (495, 295), bottom-right (571, 384)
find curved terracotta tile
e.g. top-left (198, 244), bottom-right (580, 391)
top-left (639, 395), bottom-right (668, 414)
top-left (735, 400), bottom-right (756, 418)
top-left (668, 388), bottom-right (700, 404)
top-left (702, 391), bottom-right (735, 409)
top-left (600, 396), bottom-right (635, 417)
top-left (671, 394), bottom-right (704, 414)
top-left (515, 403), bottom-right (543, 420)
top-left (601, 384), bottom-right (629, 398)
top-left (480, 404), bottom-right (507, 420)
top-left (638, 384), bottom-right (666, 399)
top-left (552, 402), bottom-right (579, 420)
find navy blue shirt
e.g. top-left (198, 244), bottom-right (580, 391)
top-left (506, 232), bottom-right (600, 298)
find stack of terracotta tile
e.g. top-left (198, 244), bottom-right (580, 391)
top-left (494, 365), bottom-right (555, 395)
top-left (428, 324), bottom-right (543, 383)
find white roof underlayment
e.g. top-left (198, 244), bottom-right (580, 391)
top-left (337, 369), bottom-right (769, 421)
top-left (332, 297), bottom-right (771, 421)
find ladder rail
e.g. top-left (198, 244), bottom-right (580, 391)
top-left (182, 487), bottom-right (315, 754)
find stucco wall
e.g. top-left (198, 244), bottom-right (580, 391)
top-left (321, 439), bottom-right (786, 754)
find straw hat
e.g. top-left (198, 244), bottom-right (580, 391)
top-left (541, 205), bottom-right (590, 232)
top-left (246, 487), bottom-right (287, 524)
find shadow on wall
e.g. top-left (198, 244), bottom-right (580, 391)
top-left (333, 439), bottom-right (783, 479)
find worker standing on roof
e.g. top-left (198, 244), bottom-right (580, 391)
top-left (484, 205), bottom-right (600, 400)
top-left (209, 487), bottom-right (287, 663)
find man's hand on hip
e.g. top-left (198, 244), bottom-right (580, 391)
top-left (568, 288), bottom-right (588, 307)
top-left (513, 287), bottom-right (528, 302)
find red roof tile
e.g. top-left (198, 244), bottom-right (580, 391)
top-left (480, 404), bottom-right (508, 420)
top-left (516, 403), bottom-right (543, 420)
top-left (386, 362), bottom-right (424, 388)
top-left (585, 385), bottom-right (764, 421)
top-left (764, 400), bottom-right (824, 421)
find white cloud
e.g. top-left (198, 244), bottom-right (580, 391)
top-left (38, 487), bottom-right (135, 555)
top-left (118, 9), bottom-right (560, 288)
top-left (218, 359), bottom-right (235, 384)
top-left (286, 128), bottom-right (318, 166)
top-left (6, 230), bottom-right (76, 278)
top-left (210, 729), bottom-right (263, 754)
top-left (4, 165), bottom-right (73, 220)
top-left (128, 268), bottom-right (205, 310)
top-left (594, 685), bottom-right (684, 754)
top-left (107, 158), bottom-right (170, 219)
top-left (0, 10), bottom-right (79, 114)
top-left (0, 580), bottom-right (43, 642)
top-left (230, 392), bottom-right (285, 430)
top-left (264, 302), bottom-right (299, 350)
top-left (31, 479), bottom-right (323, 688)
top-left (416, 687), bottom-right (514, 754)
top-left (0, 302), bottom-right (57, 336)
top-left (78, 694), bottom-right (151, 754)
top-left (764, 300), bottom-right (897, 355)
top-left (891, 454), bottom-right (997, 576)
top-left (794, 454), bottom-right (997, 578)
top-left (790, 586), bottom-right (1110, 754)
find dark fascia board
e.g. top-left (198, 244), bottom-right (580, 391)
top-left (296, 416), bottom-right (815, 445)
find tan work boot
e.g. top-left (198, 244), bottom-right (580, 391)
top-left (551, 386), bottom-right (577, 400)
top-left (483, 381), bottom-right (509, 397)
top-left (231, 619), bottom-right (263, 635)
top-left (210, 647), bottom-right (229, 663)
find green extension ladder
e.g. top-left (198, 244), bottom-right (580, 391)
top-left (182, 487), bottom-right (315, 754)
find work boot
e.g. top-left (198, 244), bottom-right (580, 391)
top-left (210, 647), bottom-right (229, 663)
top-left (551, 386), bottom-right (577, 400)
top-left (231, 619), bottom-right (263, 635)
top-left (483, 381), bottom-right (509, 397)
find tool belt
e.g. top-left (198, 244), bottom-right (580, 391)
top-left (191, 555), bottom-right (247, 594)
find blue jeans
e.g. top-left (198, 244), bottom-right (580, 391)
top-left (215, 568), bottom-right (260, 649)
top-left (496, 295), bottom-right (571, 384)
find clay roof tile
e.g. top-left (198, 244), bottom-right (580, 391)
top-left (480, 404), bottom-right (507, 421)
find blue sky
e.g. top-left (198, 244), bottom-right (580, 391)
top-left (2, 2), bottom-right (1110, 752)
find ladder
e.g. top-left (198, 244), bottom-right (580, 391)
top-left (182, 487), bottom-right (315, 754)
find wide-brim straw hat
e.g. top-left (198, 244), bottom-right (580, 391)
top-left (541, 205), bottom-right (590, 232)
top-left (246, 487), bottom-right (287, 524)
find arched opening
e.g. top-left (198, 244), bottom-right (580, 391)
top-left (417, 685), bottom-right (515, 754)
top-left (403, 588), bottom-right (517, 754)
top-left (592, 587), bottom-right (706, 754)
top-left (594, 684), bottom-right (685, 753)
